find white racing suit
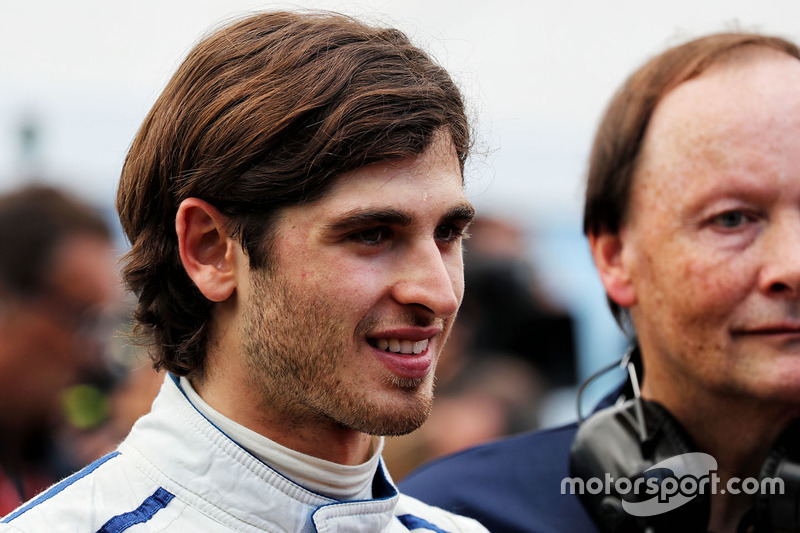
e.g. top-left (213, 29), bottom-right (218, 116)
top-left (0, 375), bottom-right (487, 533)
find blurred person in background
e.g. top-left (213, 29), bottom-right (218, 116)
top-left (0, 185), bottom-right (117, 515)
top-left (402, 32), bottom-right (800, 533)
top-left (460, 216), bottom-right (576, 389)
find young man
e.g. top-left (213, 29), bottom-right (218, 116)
top-left (1, 11), bottom-right (486, 532)
top-left (401, 33), bottom-right (800, 533)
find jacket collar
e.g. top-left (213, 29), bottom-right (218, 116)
top-left (119, 374), bottom-right (400, 532)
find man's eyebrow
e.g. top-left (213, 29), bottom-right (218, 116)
top-left (323, 204), bottom-right (475, 233)
top-left (442, 204), bottom-right (476, 225)
top-left (324, 209), bottom-right (413, 232)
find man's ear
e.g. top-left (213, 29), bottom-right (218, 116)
top-left (588, 230), bottom-right (636, 308)
top-left (176, 198), bottom-right (237, 302)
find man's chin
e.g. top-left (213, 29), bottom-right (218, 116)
top-left (361, 415), bottom-right (429, 437)
top-left (387, 374), bottom-right (430, 391)
top-left (345, 397), bottom-right (433, 437)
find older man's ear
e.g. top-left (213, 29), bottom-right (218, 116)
top-left (589, 231), bottom-right (637, 309)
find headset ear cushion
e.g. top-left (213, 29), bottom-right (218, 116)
top-left (570, 398), bottom-right (710, 533)
top-left (755, 421), bottom-right (800, 531)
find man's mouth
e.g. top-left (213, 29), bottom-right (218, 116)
top-left (368, 338), bottom-right (429, 355)
top-left (734, 323), bottom-right (800, 335)
top-left (731, 324), bottom-right (800, 345)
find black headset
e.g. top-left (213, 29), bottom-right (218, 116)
top-left (569, 348), bottom-right (800, 533)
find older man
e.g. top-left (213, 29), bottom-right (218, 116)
top-left (1, 11), bottom-right (486, 533)
top-left (402, 32), bottom-right (800, 533)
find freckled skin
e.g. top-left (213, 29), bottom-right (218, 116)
top-left (623, 50), bottom-right (800, 407)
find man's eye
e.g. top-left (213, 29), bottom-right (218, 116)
top-left (712, 210), bottom-right (747, 228)
top-left (434, 224), bottom-right (466, 243)
top-left (349, 227), bottom-right (391, 245)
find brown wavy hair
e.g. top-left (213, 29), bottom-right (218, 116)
top-left (116, 11), bottom-right (470, 378)
top-left (583, 32), bottom-right (800, 327)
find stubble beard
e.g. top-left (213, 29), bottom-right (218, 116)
top-left (240, 269), bottom-right (435, 437)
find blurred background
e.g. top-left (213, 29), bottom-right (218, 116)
top-left (2, 0), bottom-right (799, 483)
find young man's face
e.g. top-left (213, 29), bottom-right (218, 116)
top-left (615, 50), bottom-right (800, 407)
top-left (238, 132), bottom-right (473, 436)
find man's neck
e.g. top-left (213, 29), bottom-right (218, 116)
top-left (642, 375), bottom-right (800, 533)
top-left (180, 376), bottom-right (380, 501)
top-left (190, 371), bottom-right (373, 466)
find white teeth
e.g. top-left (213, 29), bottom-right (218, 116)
top-left (373, 337), bottom-right (429, 355)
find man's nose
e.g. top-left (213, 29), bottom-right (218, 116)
top-left (759, 216), bottom-right (800, 298)
top-left (390, 240), bottom-right (461, 318)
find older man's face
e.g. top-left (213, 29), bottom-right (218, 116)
top-left (613, 49), bottom-right (800, 406)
